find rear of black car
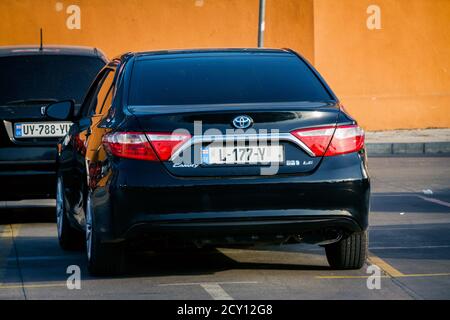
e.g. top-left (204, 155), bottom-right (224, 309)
top-left (85, 49), bottom-right (370, 274)
top-left (0, 46), bottom-right (106, 200)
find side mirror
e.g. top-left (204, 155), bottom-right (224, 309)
top-left (46, 100), bottom-right (74, 120)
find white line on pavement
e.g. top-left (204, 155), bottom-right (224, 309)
top-left (371, 194), bottom-right (415, 197)
top-left (200, 283), bottom-right (234, 300)
top-left (1, 199), bottom-right (55, 208)
top-left (417, 196), bottom-right (450, 208)
top-left (370, 245), bottom-right (450, 250)
top-left (5, 255), bottom-right (80, 262)
top-left (159, 281), bottom-right (258, 286)
top-left (158, 281), bottom-right (258, 300)
top-left (0, 225), bottom-right (13, 286)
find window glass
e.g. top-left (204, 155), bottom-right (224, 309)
top-left (129, 55), bottom-right (332, 106)
top-left (0, 55), bottom-right (104, 105)
top-left (93, 70), bottom-right (115, 115)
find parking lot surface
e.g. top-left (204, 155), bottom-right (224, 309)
top-left (1, 156), bottom-right (449, 300)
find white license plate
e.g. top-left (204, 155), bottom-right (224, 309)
top-left (14, 122), bottom-right (72, 138)
top-left (202, 145), bottom-right (284, 165)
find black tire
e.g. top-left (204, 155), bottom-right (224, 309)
top-left (56, 176), bottom-right (84, 250)
top-left (325, 231), bottom-right (368, 270)
top-left (85, 193), bottom-right (125, 276)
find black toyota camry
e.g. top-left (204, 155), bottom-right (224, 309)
top-left (50, 49), bottom-right (370, 275)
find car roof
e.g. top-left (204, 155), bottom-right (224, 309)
top-left (113, 48), bottom-right (295, 62)
top-left (0, 45), bottom-right (107, 60)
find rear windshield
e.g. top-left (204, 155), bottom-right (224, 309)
top-left (129, 54), bottom-right (333, 106)
top-left (0, 55), bottom-right (105, 105)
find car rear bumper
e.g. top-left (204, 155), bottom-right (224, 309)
top-left (91, 152), bottom-right (370, 244)
top-left (121, 214), bottom-right (363, 247)
top-left (0, 147), bottom-right (57, 200)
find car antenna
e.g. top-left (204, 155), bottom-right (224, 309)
top-left (39, 28), bottom-right (43, 51)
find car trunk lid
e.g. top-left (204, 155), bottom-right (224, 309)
top-left (128, 101), bottom-right (340, 177)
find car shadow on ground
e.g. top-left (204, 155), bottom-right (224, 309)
top-left (0, 207), bottom-right (55, 224)
top-left (1, 240), bottom-right (331, 284)
top-left (1, 237), bottom-right (332, 284)
top-left (125, 249), bottom-right (331, 278)
top-left (0, 207), bottom-right (332, 283)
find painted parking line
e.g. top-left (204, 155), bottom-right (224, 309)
top-left (316, 252), bottom-right (450, 279)
top-left (1, 199), bottom-right (55, 208)
top-left (4, 255), bottom-right (80, 262)
top-left (0, 283), bottom-right (66, 290)
top-left (316, 273), bottom-right (450, 279)
top-left (200, 283), bottom-right (233, 300)
top-left (0, 224), bottom-right (25, 301)
top-left (417, 195), bottom-right (450, 208)
top-left (371, 194), bottom-right (414, 197)
top-left (158, 281), bottom-right (258, 286)
top-left (316, 275), bottom-right (388, 279)
top-left (0, 225), bottom-right (13, 238)
top-left (370, 245), bottom-right (450, 250)
top-left (0, 281), bottom-right (257, 293)
top-left (159, 281), bottom-right (258, 300)
top-left (368, 253), bottom-right (404, 277)
top-left (0, 225), bottom-right (14, 285)
top-left (372, 193), bottom-right (450, 208)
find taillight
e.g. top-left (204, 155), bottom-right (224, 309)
top-left (103, 132), bottom-right (157, 161)
top-left (291, 124), bottom-right (364, 157)
top-left (102, 132), bottom-right (190, 161)
top-left (291, 126), bottom-right (335, 156)
top-left (145, 132), bottom-right (191, 161)
top-left (324, 125), bottom-right (364, 156)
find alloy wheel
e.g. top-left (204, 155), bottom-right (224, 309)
top-left (56, 177), bottom-right (64, 239)
top-left (85, 193), bottom-right (93, 261)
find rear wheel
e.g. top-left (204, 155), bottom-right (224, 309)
top-left (85, 192), bottom-right (126, 275)
top-left (56, 176), bottom-right (84, 250)
top-left (325, 231), bottom-right (368, 270)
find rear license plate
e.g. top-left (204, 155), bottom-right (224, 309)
top-left (14, 122), bottom-right (72, 138)
top-left (202, 145), bottom-right (284, 165)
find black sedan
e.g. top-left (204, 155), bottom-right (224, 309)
top-left (0, 45), bottom-right (107, 200)
top-left (49, 49), bottom-right (370, 275)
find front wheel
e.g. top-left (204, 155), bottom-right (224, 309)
top-left (325, 231), bottom-right (368, 270)
top-left (85, 192), bottom-right (126, 275)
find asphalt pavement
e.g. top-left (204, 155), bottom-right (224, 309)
top-left (0, 156), bottom-right (449, 300)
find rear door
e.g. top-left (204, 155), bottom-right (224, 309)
top-left (59, 66), bottom-right (115, 226)
top-left (0, 54), bottom-right (105, 147)
top-left (127, 52), bottom-right (339, 177)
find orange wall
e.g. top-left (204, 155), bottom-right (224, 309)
top-left (314, 0), bottom-right (450, 130)
top-left (0, 0), bottom-right (449, 130)
top-left (265, 0), bottom-right (314, 63)
top-left (0, 0), bottom-right (260, 57)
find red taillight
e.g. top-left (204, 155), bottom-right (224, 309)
top-left (324, 125), bottom-right (364, 156)
top-left (102, 132), bottom-right (190, 161)
top-left (145, 132), bottom-right (191, 161)
top-left (291, 126), bottom-right (335, 156)
top-left (103, 132), bottom-right (157, 161)
top-left (291, 125), bottom-right (364, 157)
